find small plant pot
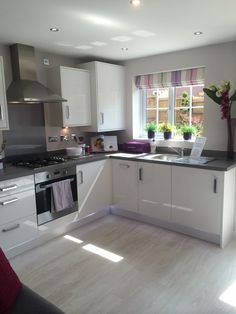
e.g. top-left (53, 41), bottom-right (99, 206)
top-left (163, 131), bottom-right (172, 140)
top-left (183, 132), bottom-right (192, 140)
top-left (148, 130), bottom-right (155, 139)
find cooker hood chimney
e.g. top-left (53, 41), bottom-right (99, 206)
top-left (7, 44), bottom-right (66, 104)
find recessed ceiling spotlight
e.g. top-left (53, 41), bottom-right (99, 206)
top-left (130, 0), bottom-right (141, 6)
top-left (194, 31), bottom-right (203, 35)
top-left (121, 47), bottom-right (128, 51)
top-left (50, 27), bottom-right (59, 32)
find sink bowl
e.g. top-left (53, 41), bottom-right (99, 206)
top-left (151, 154), bottom-right (180, 161)
top-left (139, 154), bottom-right (180, 161)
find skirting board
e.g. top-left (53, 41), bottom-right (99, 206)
top-left (7, 208), bottom-right (109, 259)
top-left (110, 207), bottom-right (221, 247)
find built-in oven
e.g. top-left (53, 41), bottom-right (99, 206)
top-left (35, 165), bottom-right (78, 225)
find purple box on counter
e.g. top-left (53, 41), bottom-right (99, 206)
top-left (123, 141), bottom-right (150, 153)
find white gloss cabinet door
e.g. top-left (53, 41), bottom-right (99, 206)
top-left (96, 62), bottom-right (125, 131)
top-left (138, 162), bottom-right (172, 221)
top-left (112, 159), bottom-right (138, 212)
top-left (171, 166), bottom-right (222, 234)
top-left (0, 56), bottom-right (9, 129)
top-left (60, 67), bottom-right (91, 127)
top-left (77, 160), bottom-right (112, 219)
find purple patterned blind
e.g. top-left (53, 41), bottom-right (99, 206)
top-left (135, 67), bottom-right (205, 89)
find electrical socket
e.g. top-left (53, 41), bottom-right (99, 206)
top-left (48, 136), bottom-right (58, 142)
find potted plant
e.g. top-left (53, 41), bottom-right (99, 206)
top-left (180, 124), bottom-right (196, 140)
top-left (158, 123), bottom-right (174, 140)
top-left (144, 122), bottom-right (157, 139)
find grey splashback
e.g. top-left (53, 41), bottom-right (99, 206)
top-left (3, 103), bottom-right (46, 156)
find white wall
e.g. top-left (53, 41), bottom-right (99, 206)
top-left (123, 41), bottom-right (236, 152)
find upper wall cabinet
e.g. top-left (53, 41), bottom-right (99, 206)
top-left (47, 66), bottom-right (91, 127)
top-left (0, 57), bottom-right (9, 130)
top-left (78, 61), bottom-right (125, 132)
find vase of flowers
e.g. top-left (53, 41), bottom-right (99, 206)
top-left (203, 81), bottom-right (236, 160)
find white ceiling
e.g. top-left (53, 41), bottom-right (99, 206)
top-left (1, 0), bottom-right (236, 61)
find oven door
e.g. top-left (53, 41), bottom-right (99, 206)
top-left (35, 174), bottom-right (78, 225)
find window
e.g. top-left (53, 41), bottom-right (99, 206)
top-left (141, 84), bottom-right (204, 137)
top-left (135, 67), bottom-right (205, 138)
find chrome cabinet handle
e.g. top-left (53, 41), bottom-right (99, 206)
top-left (100, 112), bottom-right (104, 125)
top-left (0, 104), bottom-right (2, 120)
top-left (66, 105), bottom-right (70, 119)
top-left (0, 198), bottom-right (18, 205)
top-left (119, 163), bottom-right (130, 169)
top-left (78, 170), bottom-right (83, 184)
top-left (0, 185), bottom-right (18, 192)
top-left (213, 177), bottom-right (217, 193)
top-left (139, 168), bottom-right (143, 181)
top-left (2, 223), bottom-right (20, 232)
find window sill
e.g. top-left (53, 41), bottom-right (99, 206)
top-left (134, 136), bottom-right (195, 148)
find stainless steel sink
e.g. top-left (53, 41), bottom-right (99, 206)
top-left (139, 154), bottom-right (180, 161)
top-left (138, 154), bottom-right (215, 164)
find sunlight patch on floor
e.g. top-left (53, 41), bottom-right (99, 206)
top-left (82, 244), bottom-right (123, 262)
top-left (219, 281), bottom-right (236, 307)
top-left (64, 235), bottom-right (83, 244)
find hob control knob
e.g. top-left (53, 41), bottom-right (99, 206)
top-left (63, 170), bottom-right (68, 175)
top-left (46, 174), bottom-right (52, 179)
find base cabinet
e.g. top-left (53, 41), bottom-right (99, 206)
top-left (138, 162), bottom-right (172, 221)
top-left (77, 160), bottom-right (112, 219)
top-left (172, 166), bottom-right (222, 234)
top-left (111, 158), bottom-right (235, 247)
top-left (112, 159), bottom-right (138, 212)
top-left (0, 175), bottom-right (37, 253)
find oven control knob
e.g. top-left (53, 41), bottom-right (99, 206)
top-left (46, 174), bottom-right (52, 179)
top-left (63, 170), bottom-right (68, 175)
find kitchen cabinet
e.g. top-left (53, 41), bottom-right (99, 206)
top-left (172, 166), bottom-right (235, 247)
top-left (112, 159), bottom-right (138, 212)
top-left (0, 56), bottom-right (9, 129)
top-left (76, 159), bottom-right (112, 219)
top-left (78, 61), bottom-right (125, 132)
top-left (0, 175), bottom-right (38, 253)
top-left (47, 66), bottom-right (91, 127)
top-left (138, 162), bottom-right (172, 221)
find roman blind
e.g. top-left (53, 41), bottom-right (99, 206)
top-left (135, 67), bottom-right (205, 89)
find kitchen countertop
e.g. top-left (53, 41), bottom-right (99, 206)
top-left (0, 153), bottom-right (109, 181)
top-left (109, 153), bottom-right (236, 171)
top-left (1, 151), bottom-right (236, 182)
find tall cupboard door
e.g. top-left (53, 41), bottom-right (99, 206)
top-left (138, 162), bottom-right (172, 221)
top-left (78, 61), bottom-right (125, 132)
top-left (96, 62), bottom-right (125, 131)
top-left (60, 67), bottom-right (91, 127)
top-left (171, 166), bottom-right (222, 234)
top-left (0, 56), bottom-right (9, 129)
top-left (112, 159), bottom-right (138, 212)
top-left (76, 160), bottom-right (112, 219)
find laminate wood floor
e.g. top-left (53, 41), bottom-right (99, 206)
top-left (11, 215), bottom-right (236, 314)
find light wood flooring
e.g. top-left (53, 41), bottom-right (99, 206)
top-left (11, 215), bottom-right (236, 314)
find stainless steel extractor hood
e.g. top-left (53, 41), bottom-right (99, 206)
top-left (7, 44), bottom-right (67, 104)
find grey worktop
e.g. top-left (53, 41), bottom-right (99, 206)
top-left (0, 154), bottom-right (109, 182)
top-left (109, 153), bottom-right (236, 171)
top-left (0, 151), bottom-right (236, 182)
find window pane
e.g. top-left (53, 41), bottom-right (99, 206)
top-left (147, 110), bottom-right (156, 123)
top-left (159, 110), bottom-right (168, 123)
top-left (175, 109), bottom-right (190, 126)
top-left (145, 88), bottom-right (169, 125)
top-left (175, 86), bottom-right (190, 108)
top-left (192, 85), bottom-right (204, 107)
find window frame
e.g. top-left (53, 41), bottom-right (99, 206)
top-left (140, 84), bottom-right (204, 138)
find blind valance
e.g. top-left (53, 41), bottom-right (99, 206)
top-left (135, 67), bottom-right (205, 89)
